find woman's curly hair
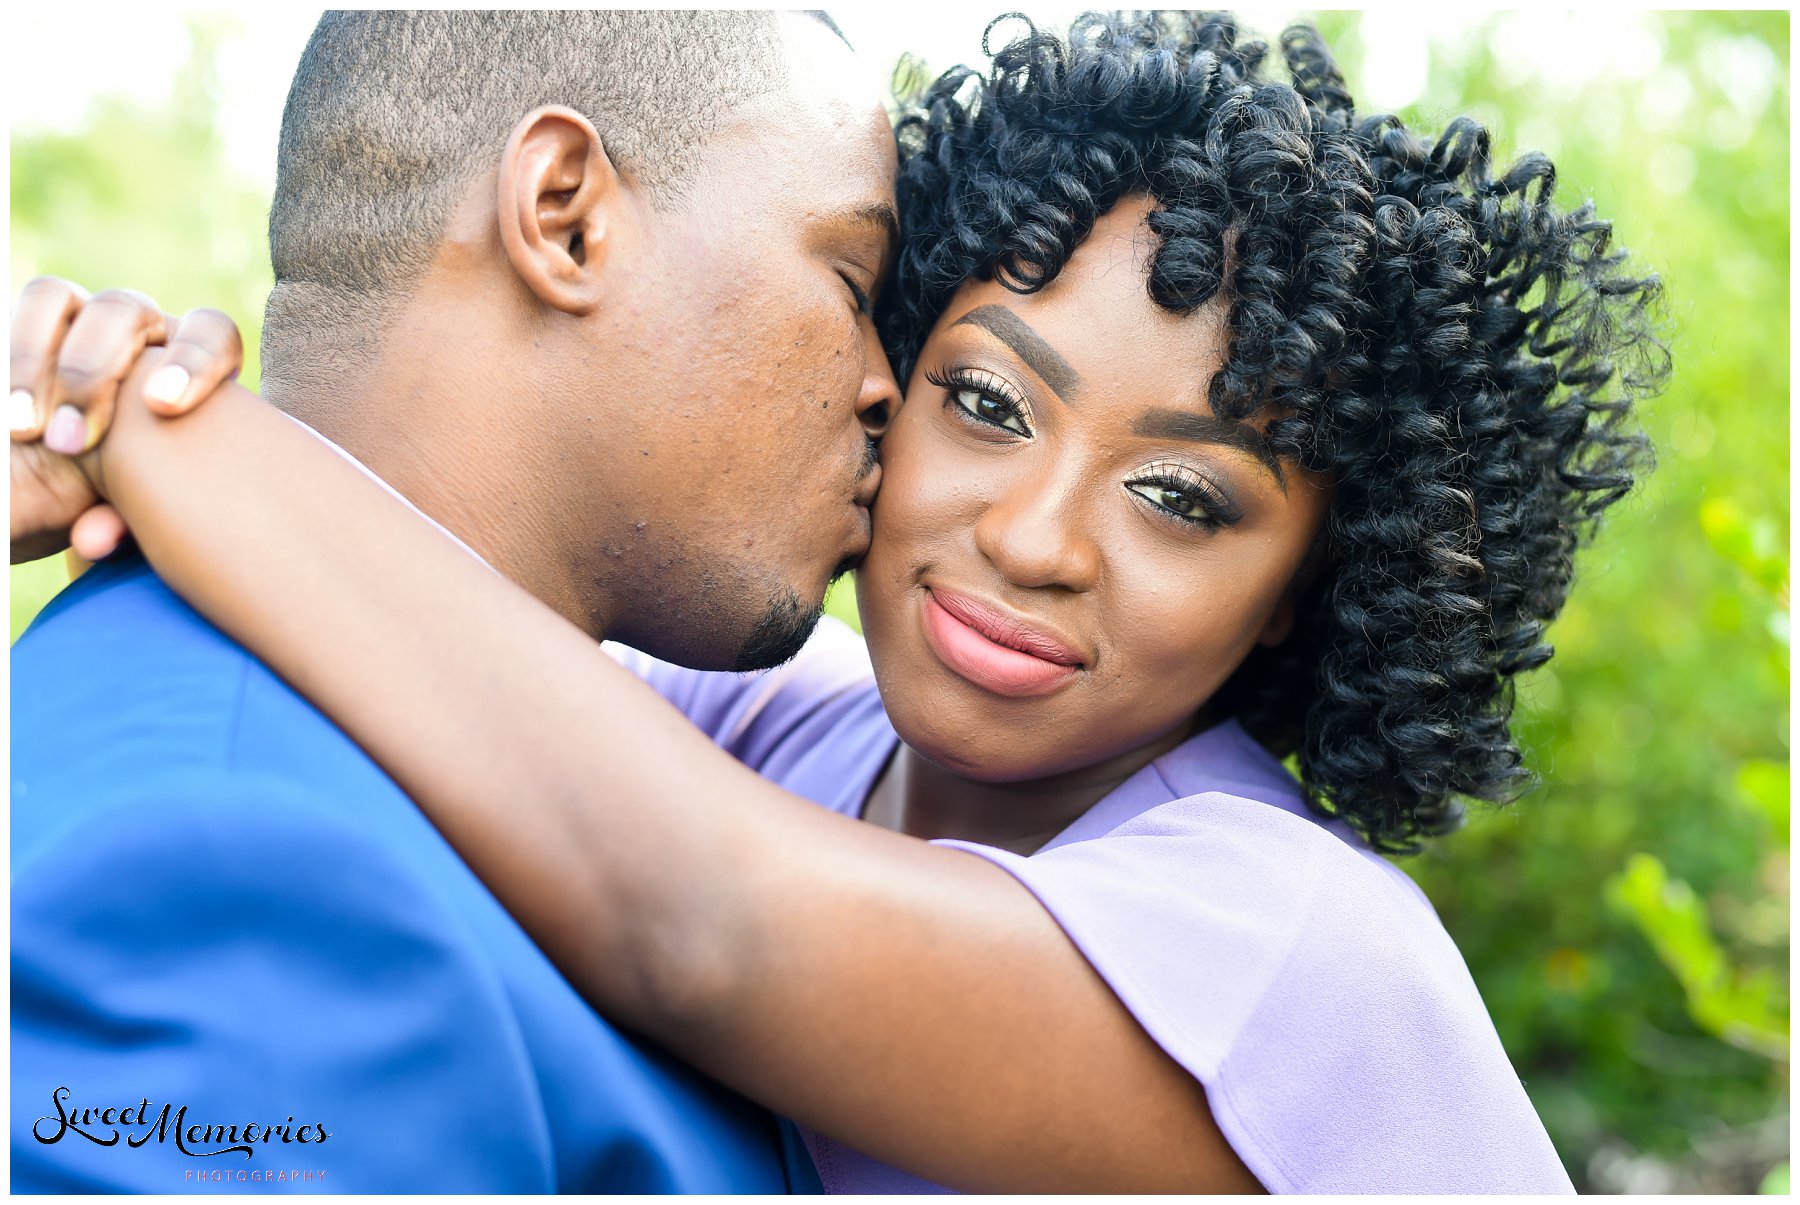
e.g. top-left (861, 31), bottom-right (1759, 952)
top-left (878, 11), bottom-right (1668, 853)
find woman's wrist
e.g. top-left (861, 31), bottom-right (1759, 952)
top-left (73, 346), bottom-right (218, 510)
top-left (63, 354), bottom-right (149, 506)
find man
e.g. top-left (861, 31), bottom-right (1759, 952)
top-left (10, 10), bottom-right (900, 1191)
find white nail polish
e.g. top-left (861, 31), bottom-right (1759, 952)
top-left (45, 405), bottom-right (87, 455)
top-left (9, 389), bottom-right (36, 432)
top-left (144, 364), bottom-right (191, 406)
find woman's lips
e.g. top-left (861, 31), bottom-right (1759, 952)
top-left (920, 588), bottom-right (1082, 698)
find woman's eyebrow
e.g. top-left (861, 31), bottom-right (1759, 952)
top-left (1132, 408), bottom-right (1286, 489)
top-left (951, 305), bottom-right (1083, 401)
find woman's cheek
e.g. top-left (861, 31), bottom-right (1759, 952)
top-left (1099, 562), bottom-right (1236, 717)
top-left (881, 427), bottom-right (987, 555)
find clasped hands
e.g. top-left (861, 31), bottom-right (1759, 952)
top-left (10, 278), bottom-right (243, 564)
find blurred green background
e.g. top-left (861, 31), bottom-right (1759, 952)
top-left (10, 9), bottom-right (1789, 1193)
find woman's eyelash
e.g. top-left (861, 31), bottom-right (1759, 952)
top-left (1125, 467), bottom-right (1241, 531)
top-left (924, 367), bottom-right (1033, 436)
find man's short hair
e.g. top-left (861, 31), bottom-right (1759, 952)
top-left (264, 10), bottom-right (789, 370)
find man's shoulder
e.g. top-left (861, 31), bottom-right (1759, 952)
top-left (12, 556), bottom-right (526, 1020)
top-left (16, 552), bottom-right (266, 723)
top-left (14, 552), bottom-right (241, 691)
top-left (12, 554), bottom-right (419, 864)
top-left (9, 561), bottom-right (797, 1194)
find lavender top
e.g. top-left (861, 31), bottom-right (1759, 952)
top-left (610, 620), bottom-right (1573, 1194)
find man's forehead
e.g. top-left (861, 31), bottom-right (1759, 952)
top-left (772, 11), bottom-right (885, 120)
top-left (671, 13), bottom-right (895, 225)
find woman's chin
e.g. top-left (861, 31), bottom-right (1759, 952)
top-left (878, 711), bottom-right (1032, 782)
top-left (914, 746), bottom-right (1051, 784)
top-left (883, 706), bottom-right (1120, 785)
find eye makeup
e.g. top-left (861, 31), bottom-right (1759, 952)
top-left (949, 305), bottom-right (1083, 402)
top-left (925, 365), bottom-right (1034, 437)
top-left (1130, 407), bottom-right (1285, 489)
top-left (924, 354), bottom-right (1251, 534)
top-left (1124, 457), bottom-right (1244, 532)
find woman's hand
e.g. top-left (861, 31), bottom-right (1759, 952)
top-left (10, 277), bottom-right (244, 563)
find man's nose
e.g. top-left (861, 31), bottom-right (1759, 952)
top-left (855, 320), bottom-right (902, 441)
top-left (972, 474), bottom-right (1102, 592)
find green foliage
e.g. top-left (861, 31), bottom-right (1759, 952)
top-left (1738, 760), bottom-right (1791, 846)
top-left (1762, 1162), bottom-right (1790, 1193)
top-left (1702, 497), bottom-right (1792, 605)
top-left (8, 21), bottom-right (273, 372)
top-left (823, 574), bottom-right (864, 634)
top-left (1381, 10), bottom-right (1791, 1189)
top-left (9, 10), bottom-right (1790, 1192)
top-left (10, 17), bottom-right (269, 642)
top-left (11, 555), bottom-right (70, 642)
top-left (1607, 852), bottom-right (1788, 1060)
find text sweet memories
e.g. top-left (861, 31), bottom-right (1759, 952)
top-left (34, 1087), bottom-right (330, 1158)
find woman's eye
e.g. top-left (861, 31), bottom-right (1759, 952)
top-left (954, 388), bottom-right (1030, 436)
top-left (924, 367), bottom-right (1033, 437)
top-left (1127, 481), bottom-right (1217, 527)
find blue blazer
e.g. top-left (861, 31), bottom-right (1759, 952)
top-left (11, 553), bottom-right (811, 1193)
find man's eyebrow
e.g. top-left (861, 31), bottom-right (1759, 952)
top-left (950, 305), bottom-right (1082, 401)
top-left (839, 202), bottom-right (900, 269)
top-left (1132, 408), bottom-right (1287, 489)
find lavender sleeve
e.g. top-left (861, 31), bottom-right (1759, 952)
top-left (603, 624), bottom-right (897, 829)
top-left (603, 618), bottom-right (876, 766)
top-left (936, 794), bottom-right (1574, 1193)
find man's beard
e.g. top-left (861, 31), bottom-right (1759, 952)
top-left (735, 439), bottom-right (874, 672)
top-left (731, 561), bottom-right (857, 672)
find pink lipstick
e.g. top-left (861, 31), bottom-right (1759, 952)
top-left (921, 587), bottom-right (1083, 698)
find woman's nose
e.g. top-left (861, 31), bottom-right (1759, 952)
top-left (972, 476), bottom-right (1102, 592)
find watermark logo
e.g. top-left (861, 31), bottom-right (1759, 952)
top-left (185, 1168), bottom-right (326, 1185)
top-left (33, 1087), bottom-right (330, 1160)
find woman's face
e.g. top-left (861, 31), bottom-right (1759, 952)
top-left (857, 197), bottom-right (1333, 782)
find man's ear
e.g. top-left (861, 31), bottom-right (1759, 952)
top-left (496, 106), bottom-right (622, 316)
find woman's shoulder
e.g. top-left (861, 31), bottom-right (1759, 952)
top-left (1178, 801), bottom-right (1568, 1191)
top-left (1041, 719), bottom-right (1432, 910)
top-left (970, 777), bottom-right (1456, 1030)
top-left (936, 746), bottom-right (1570, 1192)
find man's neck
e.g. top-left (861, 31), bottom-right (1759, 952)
top-left (261, 367), bottom-right (617, 642)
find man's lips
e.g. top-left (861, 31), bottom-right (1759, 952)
top-left (920, 586), bottom-right (1084, 699)
top-left (853, 456), bottom-right (882, 510)
top-left (843, 502), bottom-right (872, 565)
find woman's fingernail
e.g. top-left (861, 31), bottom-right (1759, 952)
top-left (144, 364), bottom-right (191, 407)
top-left (44, 405), bottom-right (88, 455)
top-left (9, 390), bottom-right (37, 432)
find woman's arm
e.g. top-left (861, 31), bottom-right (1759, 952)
top-left (85, 363), bottom-right (1259, 1194)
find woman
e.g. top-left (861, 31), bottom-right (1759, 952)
top-left (12, 13), bottom-right (1663, 1193)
